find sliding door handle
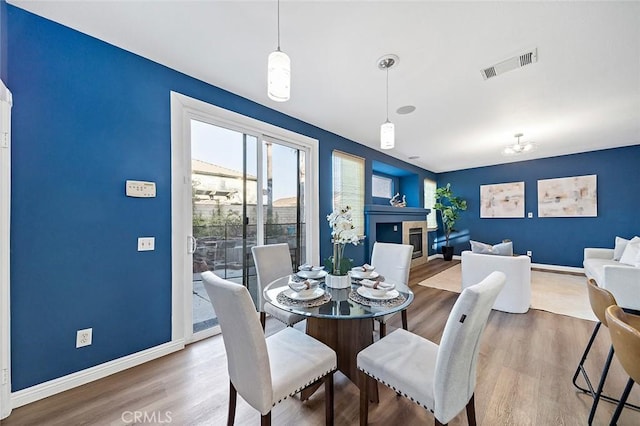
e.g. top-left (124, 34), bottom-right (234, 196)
top-left (187, 235), bottom-right (197, 254)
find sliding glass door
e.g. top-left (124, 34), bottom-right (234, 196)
top-left (189, 120), bottom-right (308, 338)
top-left (262, 136), bottom-right (307, 267)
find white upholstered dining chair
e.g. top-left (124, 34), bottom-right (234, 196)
top-left (357, 271), bottom-right (506, 426)
top-left (252, 243), bottom-right (306, 329)
top-left (370, 242), bottom-right (414, 337)
top-left (201, 271), bottom-right (337, 426)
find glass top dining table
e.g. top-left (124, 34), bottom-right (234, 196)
top-left (263, 274), bottom-right (414, 320)
top-left (263, 273), bottom-right (415, 403)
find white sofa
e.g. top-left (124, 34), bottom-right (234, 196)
top-left (461, 250), bottom-right (531, 313)
top-left (583, 248), bottom-right (640, 311)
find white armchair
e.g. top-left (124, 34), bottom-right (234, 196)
top-left (461, 251), bottom-right (531, 314)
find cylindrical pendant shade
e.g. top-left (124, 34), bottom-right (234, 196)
top-left (267, 50), bottom-right (291, 102)
top-left (380, 120), bottom-right (395, 150)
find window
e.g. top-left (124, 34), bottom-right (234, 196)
top-left (332, 150), bottom-right (365, 235)
top-left (372, 175), bottom-right (393, 198)
top-left (424, 178), bottom-right (437, 229)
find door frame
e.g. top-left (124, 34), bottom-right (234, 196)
top-left (1, 80), bottom-right (12, 419)
top-left (170, 92), bottom-right (320, 344)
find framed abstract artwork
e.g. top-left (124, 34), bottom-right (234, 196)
top-left (480, 181), bottom-right (525, 218)
top-left (537, 174), bottom-right (597, 217)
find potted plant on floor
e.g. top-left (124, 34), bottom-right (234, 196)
top-left (434, 183), bottom-right (467, 261)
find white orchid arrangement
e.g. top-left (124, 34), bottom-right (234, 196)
top-left (325, 206), bottom-right (364, 275)
top-left (327, 206), bottom-right (362, 245)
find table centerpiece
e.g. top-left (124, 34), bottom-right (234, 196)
top-left (324, 206), bottom-right (364, 288)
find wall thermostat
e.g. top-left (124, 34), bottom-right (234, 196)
top-left (126, 180), bottom-right (156, 198)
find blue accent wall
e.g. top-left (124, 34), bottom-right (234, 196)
top-left (436, 145), bottom-right (640, 267)
top-left (376, 223), bottom-right (403, 244)
top-left (6, 6), bottom-right (436, 390)
top-left (10, 2), bottom-right (635, 394)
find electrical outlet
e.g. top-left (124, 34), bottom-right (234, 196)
top-left (76, 328), bottom-right (92, 348)
top-left (526, 250), bottom-right (532, 257)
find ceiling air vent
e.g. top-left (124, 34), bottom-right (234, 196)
top-left (481, 48), bottom-right (538, 80)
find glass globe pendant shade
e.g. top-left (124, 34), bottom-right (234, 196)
top-left (267, 50), bottom-right (291, 102)
top-left (380, 120), bottom-right (395, 150)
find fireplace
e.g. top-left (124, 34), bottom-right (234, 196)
top-left (402, 221), bottom-right (428, 268)
top-left (409, 227), bottom-right (423, 259)
top-left (363, 205), bottom-right (430, 268)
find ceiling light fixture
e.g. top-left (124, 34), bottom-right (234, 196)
top-left (503, 133), bottom-right (536, 155)
top-left (378, 54), bottom-right (398, 150)
top-left (267, 0), bottom-right (290, 102)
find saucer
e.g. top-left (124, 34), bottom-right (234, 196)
top-left (350, 270), bottom-right (380, 280)
top-left (282, 287), bottom-right (325, 301)
top-left (296, 270), bottom-right (328, 279)
top-left (356, 286), bottom-right (399, 300)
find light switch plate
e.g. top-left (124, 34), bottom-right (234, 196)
top-left (126, 180), bottom-right (156, 198)
top-left (138, 237), bottom-right (155, 251)
top-left (527, 212), bottom-right (533, 218)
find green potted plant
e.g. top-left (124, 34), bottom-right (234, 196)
top-left (434, 183), bottom-right (467, 261)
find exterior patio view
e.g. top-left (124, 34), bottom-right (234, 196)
top-left (190, 139), bottom-right (307, 333)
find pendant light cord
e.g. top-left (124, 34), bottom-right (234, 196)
top-left (277, 0), bottom-right (281, 51)
top-left (385, 67), bottom-right (389, 121)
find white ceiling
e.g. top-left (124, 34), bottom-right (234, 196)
top-left (10, 1), bottom-right (640, 172)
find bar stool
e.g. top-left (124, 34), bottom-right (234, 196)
top-left (572, 279), bottom-right (639, 425)
top-left (605, 305), bottom-right (640, 425)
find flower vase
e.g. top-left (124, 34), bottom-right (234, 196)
top-left (325, 273), bottom-right (351, 289)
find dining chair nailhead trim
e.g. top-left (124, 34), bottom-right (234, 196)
top-left (266, 313), bottom-right (299, 327)
top-left (272, 367), bottom-right (338, 407)
top-left (358, 367), bottom-right (433, 413)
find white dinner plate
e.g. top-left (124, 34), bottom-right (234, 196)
top-left (296, 270), bottom-right (328, 279)
top-left (356, 286), bottom-right (399, 300)
top-left (349, 270), bottom-right (380, 280)
top-left (282, 287), bottom-right (325, 301)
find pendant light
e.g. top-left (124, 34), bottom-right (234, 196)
top-left (378, 55), bottom-right (398, 150)
top-left (267, 0), bottom-right (290, 102)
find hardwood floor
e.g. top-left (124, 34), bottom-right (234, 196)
top-left (4, 260), bottom-right (640, 425)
